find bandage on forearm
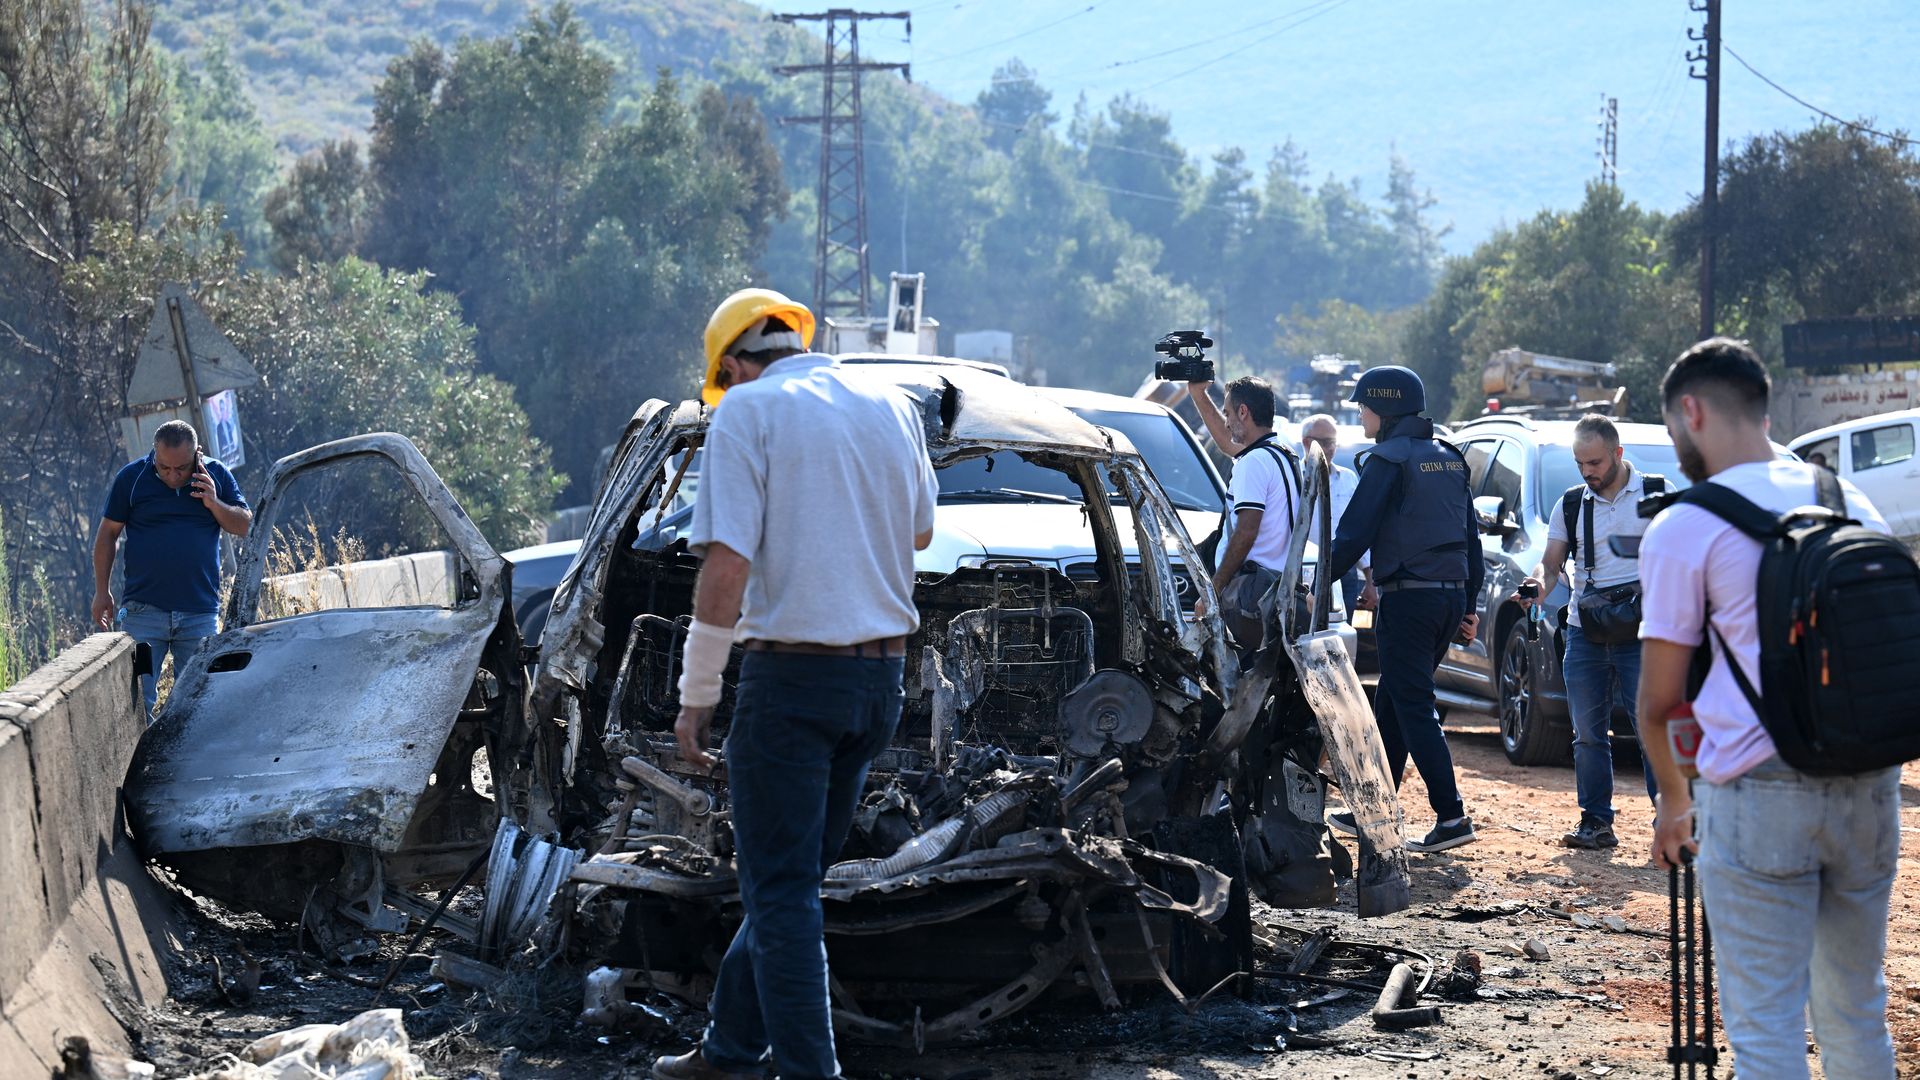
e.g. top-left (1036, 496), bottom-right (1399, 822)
top-left (677, 619), bottom-right (735, 708)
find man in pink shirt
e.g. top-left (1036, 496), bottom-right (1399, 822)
top-left (1637, 338), bottom-right (1896, 1079)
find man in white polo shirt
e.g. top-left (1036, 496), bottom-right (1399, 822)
top-left (655, 288), bottom-right (938, 1080)
top-left (1187, 374), bottom-right (1299, 651)
top-left (1637, 337), bottom-right (1895, 1079)
top-left (1521, 414), bottom-right (1661, 850)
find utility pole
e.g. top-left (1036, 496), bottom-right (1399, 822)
top-left (1597, 94), bottom-right (1619, 188)
top-left (773, 10), bottom-right (911, 320)
top-left (1688, 0), bottom-right (1720, 339)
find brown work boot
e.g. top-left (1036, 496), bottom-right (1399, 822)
top-left (650, 1047), bottom-right (762, 1080)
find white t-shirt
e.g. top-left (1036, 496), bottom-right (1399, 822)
top-left (1222, 436), bottom-right (1299, 572)
top-left (1639, 459), bottom-right (1889, 784)
top-left (690, 354), bottom-right (938, 645)
top-left (1324, 462), bottom-right (1368, 570)
top-left (1545, 463), bottom-right (1656, 627)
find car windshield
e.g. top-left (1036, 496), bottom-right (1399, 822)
top-left (937, 452), bottom-right (1087, 501)
top-left (1538, 441), bottom-right (1690, 513)
top-left (1067, 407), bottom-right (1222, 512)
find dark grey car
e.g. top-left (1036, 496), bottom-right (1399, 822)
top-left (1431, 416), bottom-right (1695, 765)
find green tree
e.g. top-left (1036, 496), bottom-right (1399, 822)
top-left (1399, 244), bottom-right (1500, 421)
top-left (1398, 182), bottom-right (1687, 421)
top-left (976, 59), bottom-right (1055, 154)
top-left (65, 215), bottom-right (561, 548)
top-left (165, 39), bottom-right (277, 260)
top-left (1072, 94), bottom-right (1189, 243)
top-left (1275, 299), bottom-right (1411, 372)
top-left (1382, 153), bottom-right (1446, 307)
top-left (263, 139), bottom-right (366, 273)
top-left (359, 10), bottom-right (786, 497)
top-left (0, 0), bottom-right (174, 634)
top-left (215, 259), bottom-right (563, 547)
top-left (1669, 124), bottom-right (1920, 352)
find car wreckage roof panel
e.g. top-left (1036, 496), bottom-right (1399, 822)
top-left (882, 367), bottom-right (1119, 458)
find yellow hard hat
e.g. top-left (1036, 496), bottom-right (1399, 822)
top-left (701, 288), bottom-right (816, 406)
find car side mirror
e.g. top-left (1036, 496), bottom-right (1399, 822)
top-left (1473, 495), bottom-right (1517, 536)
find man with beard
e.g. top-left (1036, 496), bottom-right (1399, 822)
top-left (1323, 366), bottom-right (1482, 852)
top-left (1186, 374), bottom-right (1300, 652)
top-left (1519, 414), bottom-right (1661, 849)
top-left (1638, 338), bottom-right (1896, 1077)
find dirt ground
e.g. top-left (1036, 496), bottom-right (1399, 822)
top-left (119, 726), bottom-right (1920, 1079)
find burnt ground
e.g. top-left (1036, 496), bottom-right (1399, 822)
top-left (114, 729), bottom-right (1920, 1079)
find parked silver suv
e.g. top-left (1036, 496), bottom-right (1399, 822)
top-left (1432, 416), bottom-right (1692, 765)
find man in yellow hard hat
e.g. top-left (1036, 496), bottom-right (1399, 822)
top-left (654, 289), bottom-right (937, 1080)
top-left (697, 288), bottom-right (817, 407)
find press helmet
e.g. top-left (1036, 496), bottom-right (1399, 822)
top-left (1348, 365), bottom-right (1426, 417)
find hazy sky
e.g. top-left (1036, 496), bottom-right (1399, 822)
top-left (757, 0), bottom-right (1920, 252)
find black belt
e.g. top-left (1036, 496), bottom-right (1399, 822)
top-left (1376, 579), bottom-right (1465, 593)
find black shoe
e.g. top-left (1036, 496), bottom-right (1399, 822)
top-left (1406, 817), bottom-right (1477, 853)
top-left (1561, 815), bottom-right (1619, 849)
top-left (1328, 811), bottom-right (1360, 837)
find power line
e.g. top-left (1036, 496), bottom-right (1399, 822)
top-left (973, 114), bottom-right (1190, 163)
top-left (1724, 44), bottom-right (1919, 147)
top-left (1069, 177), bottom-right (1234, 215)
top-left (917, 3), bottom-right (1106, 67)
top-left (1136, 0), bottom-right (1356, 94)
top-left (984, 0), bottom-right (1344, 87)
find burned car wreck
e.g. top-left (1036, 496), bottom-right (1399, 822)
top-left (529, 367), bottom-right (1412, 1042)
top-left (123, 369), bottom-right (1413, 1044)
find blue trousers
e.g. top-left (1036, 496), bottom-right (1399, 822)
top-left (1697, 758), bottom-right (1900, 1078)
top-left (1372, 587), bottom-right (1467, 822)
top-left (701, 652), bottom-right (903, 1080)
top-left (1561, 630), bottom-right (1657, 823)
top-left (118, 601), bottom-right (217, 719)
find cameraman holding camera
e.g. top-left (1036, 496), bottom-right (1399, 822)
top-left (1177, 359), bottom-right (1299, 653)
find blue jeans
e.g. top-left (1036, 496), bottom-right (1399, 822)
top-left (1561, 631), bottom-right (1656, 824)
top-left (1695, 757), bottom-right (1901, 1079)
top-left (701, 652), bottom-right (904, 1080)
top-left (118, 601), bottom-right (218, 719)
top-left (1373, 586), bottom-right (1467, 823)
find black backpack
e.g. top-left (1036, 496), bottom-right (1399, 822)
top-left (1680, 469), bottom-right (1920, 775)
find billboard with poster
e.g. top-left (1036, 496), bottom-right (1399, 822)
top-left (116, 391), bottom-right (246, 469)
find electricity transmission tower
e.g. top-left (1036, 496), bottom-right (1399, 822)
top-left (773, 10), bottom-right (911, 320)
top-left (1597, 95), bottom-right (1619, 188)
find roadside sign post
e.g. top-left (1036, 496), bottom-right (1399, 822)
top-left (118, 283), bottom-right (260, 466)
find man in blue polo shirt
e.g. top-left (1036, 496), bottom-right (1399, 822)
top-left (91, 420), bottom-right (251, 717)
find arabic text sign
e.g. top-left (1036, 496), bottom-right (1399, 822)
top-left (1782, 316), bottom-right (1920, 368)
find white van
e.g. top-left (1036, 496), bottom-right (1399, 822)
top-left (1789, 408), bottom-right (1920, 539)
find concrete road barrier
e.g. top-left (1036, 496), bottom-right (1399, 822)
top-left (0, 633), bottom-right (179, 1076)
top-left (262, 549), bottom-right (459, 613)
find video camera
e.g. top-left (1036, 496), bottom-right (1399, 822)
top-left (1153, 330), bottom-right (1215, 383)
